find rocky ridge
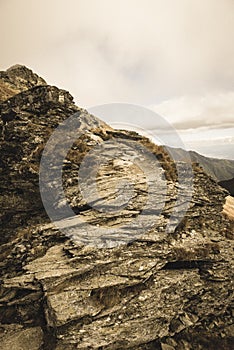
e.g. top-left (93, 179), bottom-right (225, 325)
top-left (0, 66), bottom-right (233, 350)
top-left (0, 64), bottom-right (46, 102)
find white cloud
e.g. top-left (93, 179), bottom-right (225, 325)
top-left (150, 92), bottom-right (234, 129)
top-left (0, 0), bottom-right (234, 109)
top-left (0, 0), bottom-right (233, 160)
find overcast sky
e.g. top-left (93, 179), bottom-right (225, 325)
top-left (0, 0), bottom-right (233, 158)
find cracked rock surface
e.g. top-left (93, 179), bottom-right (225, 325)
top-left (0, 66), bottom-right (233, 349)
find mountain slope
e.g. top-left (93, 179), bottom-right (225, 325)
top-left (168, 147), bottom-right (234, 182)
top-left (219, 177), bottom-right (234, 196)
top-left (0, 66), bottom-right (233, 350)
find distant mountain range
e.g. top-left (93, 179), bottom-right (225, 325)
top-left (167, 146), bottom-right (234, 195)
top-left (167, 147), bottom-right (234, 182)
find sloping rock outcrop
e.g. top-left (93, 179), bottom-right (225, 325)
top-left (0, 66), bottom-right (233, 350)
top-left (0, 64), bottom-right (46, 102)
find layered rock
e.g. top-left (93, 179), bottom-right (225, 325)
top-left (0, 66), bottom-right (233, 350)
top-left (0, 64), bottom-right (46, 102)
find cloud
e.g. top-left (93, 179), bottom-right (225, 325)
top-left (150, 92), bottom-right (234, 129)
top-left (0, 0), bottom-right (233, 134)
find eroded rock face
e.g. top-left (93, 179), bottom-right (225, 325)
top-left (0, 66), bottom-right (233, 349)
top-left (0, 64), bottom-right (46, 102)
